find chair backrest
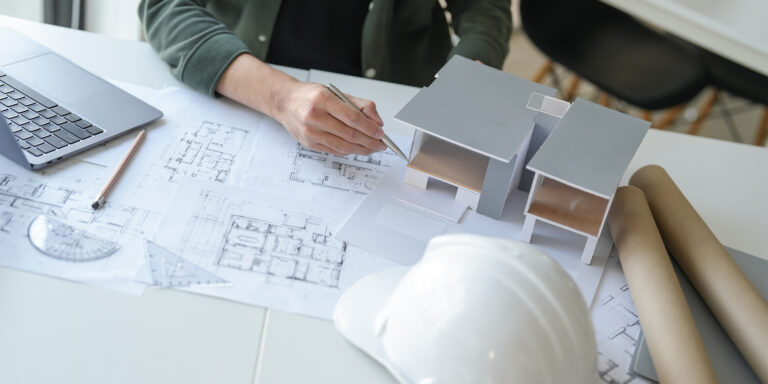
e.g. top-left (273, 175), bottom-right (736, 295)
top-left (519, 0), bottom-right (634, 61)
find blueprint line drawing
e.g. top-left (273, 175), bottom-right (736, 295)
top-left (217, 213), bottom-right (345, 288)
top-left (592, 253), bottom-right (651, 384)
top-left (154, 180), bottom-right (401, 319)
top-left (104, 115), bottom-right (258, 212)
top-left (289, 143), bottom-right (395, 195)
top-left (0, 165), bottom-right (160, 295)
top-left (0, 173), bottom-right (157, 249)
top-left (142, 120), bottom-right (249, 185)
top-left (242, 120), bottom-right (409, 198)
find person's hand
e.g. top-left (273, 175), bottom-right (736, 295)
top-left (274, 81), bottom-right (387, 156)
top-left (215, 54), bottom-right (386, 156)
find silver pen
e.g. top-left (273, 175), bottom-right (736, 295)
top-left (327, 83), bottom-right (409, 162)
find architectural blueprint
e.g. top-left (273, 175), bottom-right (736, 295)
top-left (103, 88), bottom-right (261, 212)
top-left (591, 252), bottom-right (652, 384)
top-left (153, 180), bottom-right (399, 319)
top-left (0, 157), bottom-right (159, 295)
top-left (135, 120), bottom-right (250, 185)
top-left (242, 118), bottom-right (409, 199)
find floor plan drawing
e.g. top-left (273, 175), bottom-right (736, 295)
top-left (592, 253), bottom-right (652, 384)
top-left (242, 119), bottom-right (409, 199)
top-left (155, 180), bottom-right (400, 319)
top-left (218, 213), bottom-right (345, 288)
top-left (289, 144), bottom-right (395, 195)
top-left (106, 116), bottom-right (258, 212)
top-left (0, 164), bottom-right (159, 295)
top-left (147, 120), bottom-right (249, 185)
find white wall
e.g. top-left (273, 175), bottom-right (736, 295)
top-left (0, 0), bottom-right (44, 22)
top-left (84, 0), bottom-right (142, 41)
top-left (0, 0), bottom-right (141, 41)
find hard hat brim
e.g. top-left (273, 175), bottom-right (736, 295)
top-left (334, 266), bottom-right (410, 383)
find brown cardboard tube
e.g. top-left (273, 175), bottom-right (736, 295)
top-left (608, 186), bottom-right (717, 383)
top-left (630, 165), bottom-right (768, 382)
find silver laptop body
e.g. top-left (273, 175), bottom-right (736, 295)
top-left (0, 27), bottom-right (162, 169)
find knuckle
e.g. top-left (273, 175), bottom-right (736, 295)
top-left (305, 105), bottom-right (321, 120)
top-left (310, 87), bottom-right (325, 102)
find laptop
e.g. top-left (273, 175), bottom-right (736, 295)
top-left (0, 27), bottom-right (162, 169)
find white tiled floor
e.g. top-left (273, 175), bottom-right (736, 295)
top-left (502, 29), bottom-right (767, 147)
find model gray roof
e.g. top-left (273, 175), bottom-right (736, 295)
top-left (527, 98), bottom-right (650, 197)
top-left (394, 55), bottom-right (556, 162)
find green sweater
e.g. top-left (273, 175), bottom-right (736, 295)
top-left (138, 0), bottom-right (512, 96)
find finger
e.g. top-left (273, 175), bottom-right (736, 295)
top-left (347, 95), bottom-right (384, 127)
top-left (313, 130), bottom-right (374, 155)
top-left (314, 111), bottom-right (386, 152)
top-left (311, 143), bottom-right (345, 157)
top-left (325, 93), bottom-right (384, 139)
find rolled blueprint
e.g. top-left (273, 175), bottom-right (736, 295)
top-left (607, 186), bottom-right (717, 384)
top-left (630, 165), bottom-right (768, 382)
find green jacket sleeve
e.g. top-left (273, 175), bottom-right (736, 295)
top-left (445, 0), bottom-right (512, 69)
top-left (138, 0), bottom-right (251, 96)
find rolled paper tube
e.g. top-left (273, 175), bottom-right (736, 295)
top-left (608, 186), bottom-right (717, 384)
top-left (630, 165), bottom-right (768, 382)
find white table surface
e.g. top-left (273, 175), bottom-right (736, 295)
top-left (1, 15), bottom-right (766, 384)
top-left (600, 0), bottom-right (768, 76)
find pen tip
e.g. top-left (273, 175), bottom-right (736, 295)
top-left (91, 201), bottom-right (100, 210)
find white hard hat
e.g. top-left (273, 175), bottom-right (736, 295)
top-left (335, 234), bottom-right (597, 384)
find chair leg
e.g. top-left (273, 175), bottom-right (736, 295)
top-left (754, 107), bottom-right (768, 146)
top-left (686, 90), bottom-right (719, 135)
top-left (641, 110), bottom-right (653, 124)
top-left (532, 60), bottom-right (553, 83)
top-left (563, 76), bottom-right (581, 102)
top-left (656, 104), bottom-right (685, 130)
top-left (598, 93), bottom-right (611, 107)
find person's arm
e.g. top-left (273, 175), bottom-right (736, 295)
top-left (445, 0), bottom-right (512, 69)
top-left (138, 0), bottom-right (386, 155)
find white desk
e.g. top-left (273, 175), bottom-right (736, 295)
top-left (600, 0), bottom-right (768, 76)
top-left (1, 15), bottom-right (767, 384)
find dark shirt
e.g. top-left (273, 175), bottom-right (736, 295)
top-left (267, 0), bottom-right (370, 76)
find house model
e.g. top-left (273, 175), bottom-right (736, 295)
top-left (393, 56), bottom-right (649, 264)
top-left (394, 55), bottom-right (564, 220)
top-left (521, 98), bottom-right (649, 264)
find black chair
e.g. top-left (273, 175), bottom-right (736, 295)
top-left (687, 51), bottom-right (768, 145)
top-left (520, 0), bottom-right (707, 127)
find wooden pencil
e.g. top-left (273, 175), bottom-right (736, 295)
top-left (91, 128), bottom-right (147, 209)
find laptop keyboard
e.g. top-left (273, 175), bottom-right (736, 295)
top-left (0, 71), bottom-right (103, 158)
